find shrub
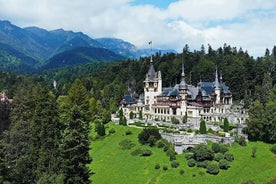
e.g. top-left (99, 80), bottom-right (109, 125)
top-left (140, 149), bottom-right (152, 157)
top-left (179, 169), bottom-right (185, 175)
top-left (163, 165), bottom-right (168, 171)
top-left (270, 145), bottom-right (276, 154)
top-left (219, 159), bottom-right (230, 170)
top-left (198, 170), bottom-right (205, 176)
top-left (236, 136), bottom-right (247, 146)
top-left (224, 152), bottom-right (234, 162)
top-left (219, 145), bottom-right (229, 154)
top-left (206, 163), bottom-right (220, 175)
top-left (192, 144), bottom-right (214, 162)
top-left (208, 128), bottom-right (214, 134)
top-left (212, 143), bottom-right (221, 153)
top-left (196, 160), bottom-right (209, 168)
top-left (155, 163), bottom-right (160, 170)
top-left (131, 148), bottom-right (142, 156)
top-left (171, 160), bottom-right (180, 168)
top-left (157, 140), bottom-right (166, 148)
top-left (212, 143), bottom-right (228, 154)
top-left (251, 147), bottom-right (257, 157)
top-left (163, 146), bottom-right (169, 152)
top-left (125, 130), bottom-right (132, 135)
top-left (95, 120), bottom-right (106, 136)
top-left (187, 129), bottom-right (193, 133)
top-left (214, 153), bottom-right (224, 162)
top-left (171, 117), bottom-right (180, 124)
top-left (119, 139), bottom-right (135, 150)
top-left (138, 128), bottom-right (161, 146)
top-left (109, 128), bottom-right (116, 134)
top-left (185, 153), bottom-right (194, 160)
top-left (187, 159), bottom-right (196, 167)
top-left (166, 149), bottom-right (176, 161)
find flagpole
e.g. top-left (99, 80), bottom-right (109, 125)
top-left (149, 41), bottom-right (152, 62)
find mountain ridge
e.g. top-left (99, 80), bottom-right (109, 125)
top-left (0, 20), bottom-right (177, 72)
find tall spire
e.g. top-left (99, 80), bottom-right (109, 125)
top-left (147, 40), bottom-right (155, 81)
top-left (214, 67), bottom-right (220, 89)
top-left (220, 70), bottom-right (223, 83)
top-left (181, 61), bottom-right (185, 78)
top-left (149, 40), bottom-right (153, 64)
top-left (179, 61), bottom-right (188, 90)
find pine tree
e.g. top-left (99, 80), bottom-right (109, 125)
top-left (5, 82), bottom-right (63, 183)
top-left (0, 96), bottom-right (11, 137)
top-left (4, 81), bottom-right (36, 183)
top-left (60, 79), bottom-right (91, 184)
top-left (30, 84), bottom-right (62, 182)
top-left (246, 100), bottom-right (265, 141)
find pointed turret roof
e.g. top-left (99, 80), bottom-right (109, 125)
top-left (214, 67), bottom-right (220, 89)
top-left (147, 55), bottom-right (155, 81)
top-left (179, 62), bottom-right (188, 90)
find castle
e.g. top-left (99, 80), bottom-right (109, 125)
top-left (120, 56), bottom-right (248, 128)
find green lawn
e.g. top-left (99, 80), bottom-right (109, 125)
top-left (89, 122), bottom-right (276, 184)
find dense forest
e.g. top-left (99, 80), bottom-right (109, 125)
top-left (0, 43), bottom-right (276, 183)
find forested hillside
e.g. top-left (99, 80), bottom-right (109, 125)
top-left (0, 43), bottom-right (276, 183)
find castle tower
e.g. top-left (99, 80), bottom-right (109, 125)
top-left (179, 62), bottom-right (188, 100)
top-left (144, 56), bottom-right (162, 106)
top-left (214, 68), bottom-right (221, 104)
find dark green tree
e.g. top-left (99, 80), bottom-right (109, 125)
top-left (0, 96), bottom-right (11, 136)
top-left (192, 144), bottom-right (214, 162)
top-left (138, 128), bottom-right (161, 146)
top-left (199, 120), bottom-right (207, 134)
top-left (129, 111), bottom-right (134, 119)
top-left (30, 84), bottom-right (63, 182)
top-left (263, 85), bottom-right (276, 143)
top-left (95, 119), bottom-right (106, 136)
top-left (119, 116), bottom-right (127, 126)
top-left (223, 118), bottom-right (229, 132)
top-left (246, 100), bottom-right (265, 141)
top-left (60, 79), bottom-right (91, 184)
top-left (182, 111), bottom-right (187, 124)
top-left (4, 81), bottom-right (36, 183)
top-left (139, 110), bottom-right (143, 120)
top-left (0, 140), bottom-right (8, 183)
top-left (206, 163), bottom-right (220, 175)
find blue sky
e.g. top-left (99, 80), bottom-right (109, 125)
top-left (131, 0), bottom-right (178, 9)
top-left (0, 0), bottom-right (276, 57)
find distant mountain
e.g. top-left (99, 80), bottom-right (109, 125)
top-left (96, 38), bottom-right (137, 58)
top-left (0, 43), bottom-right (39, 72)
top-left (96, 38), bottom-right (177, 58)
top-left (0, 20), bottom-right (177, 72)
top-left (42, 46), bottom-right (124, 70)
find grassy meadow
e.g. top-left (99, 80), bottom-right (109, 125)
top-left (89, 122), bottom-right (276, 184)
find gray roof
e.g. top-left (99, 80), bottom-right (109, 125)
top-left (187, 86), bottom-right (199, 100)
top-left (147, 57), bottom-right (156, 81)
top-left (179, 80), bottom-right (188, 90)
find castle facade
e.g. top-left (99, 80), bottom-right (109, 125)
top-left (120, 57), bottom-right (248, 127)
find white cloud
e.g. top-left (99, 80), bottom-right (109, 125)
top-left (0, 0), bottom-right (276, 57)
